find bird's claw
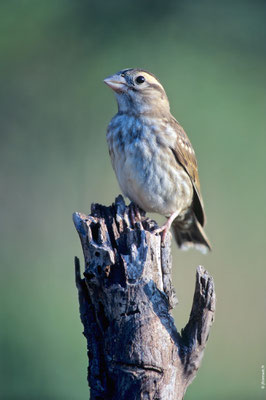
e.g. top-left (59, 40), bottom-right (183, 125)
top-left (153, 225), bottom-right (168, 244)
top-left (129, 203), bottom-right (142, 227)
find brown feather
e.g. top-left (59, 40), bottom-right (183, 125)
top-left (170, 117), bottom-right (206, 227)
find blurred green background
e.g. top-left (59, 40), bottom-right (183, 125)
top-left (1, 0), bottom-right (265, 399)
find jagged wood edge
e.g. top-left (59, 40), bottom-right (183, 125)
top-left (73, 195), bottom-right (216, 397)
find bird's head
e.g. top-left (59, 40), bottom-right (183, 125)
top-left (104, 68), bottom-right (170, 117)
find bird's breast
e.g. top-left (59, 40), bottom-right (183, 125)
top-left (107, 115), bottom-right (193, 216)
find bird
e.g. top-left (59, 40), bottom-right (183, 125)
top-left (104, 68), bottom-right (211, 253)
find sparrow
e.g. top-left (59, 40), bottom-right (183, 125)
top-left (104, 68), bottom-right (211, 253)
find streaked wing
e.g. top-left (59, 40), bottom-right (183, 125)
top-left (170, 118), bottom-right (206, 226)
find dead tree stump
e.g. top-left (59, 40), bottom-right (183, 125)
top-left (73, 195), bottom-right (215, 400)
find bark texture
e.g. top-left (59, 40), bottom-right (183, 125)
top-left (73, 195), bottom-right (215, 400)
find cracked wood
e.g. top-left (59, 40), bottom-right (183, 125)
top-left (73, 195), bottom-right (215, 400)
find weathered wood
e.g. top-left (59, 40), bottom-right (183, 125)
top-left (73, 195), bottom-right (215, 400)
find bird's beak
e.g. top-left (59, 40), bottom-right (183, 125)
top-left (103, 74), bottom-right (127, 92)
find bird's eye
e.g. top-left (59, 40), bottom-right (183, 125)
top-left (121, 73), bottom-right (125, 77)
top-left (135, 75), bottom-right (145, 84)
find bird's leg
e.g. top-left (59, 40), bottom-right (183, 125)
top-left (153, 210), bottom-right (180, 243)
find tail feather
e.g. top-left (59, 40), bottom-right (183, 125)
top-left (172, 213), bottom-right (211, 254)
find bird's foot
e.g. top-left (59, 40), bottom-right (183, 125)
top-left (153, 210), bottom-right (180, 243)
top-left (129, 203), bottom-right (142, 226)
top-left (153, 223), bottom-right (171, 244)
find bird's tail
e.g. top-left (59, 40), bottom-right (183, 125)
top-left (172, 212), bottom-right (211, 254)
